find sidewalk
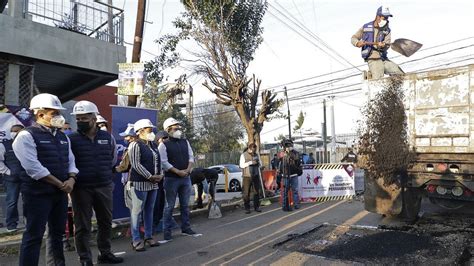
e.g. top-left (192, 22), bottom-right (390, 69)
top-left (0, 191), bottom-right (279, 255)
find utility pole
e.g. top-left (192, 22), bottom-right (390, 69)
top-left (330, 96), bottom-right (336, 163)
top-left (107, 0), bottom-right (115, 43)
top-left (323, 99), bottom-right (327, 163)
top-left (129, 0), bottom-right (146, 107)
top-left (284, 86), bottom-right (291, 140)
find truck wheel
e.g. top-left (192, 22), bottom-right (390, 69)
top-left (429, 197), bottom-right (465, 210)
top-left (399, 187), bottom-right (422, 222)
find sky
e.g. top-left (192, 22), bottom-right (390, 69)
top-left (111, 0), bottom-right (474, 143)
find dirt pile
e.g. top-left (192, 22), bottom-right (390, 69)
top-left (357, 76), bottom-right (413, 185)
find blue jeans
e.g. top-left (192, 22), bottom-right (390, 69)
top-left (130, 188), bottom-right (157, 242)
top-left (163, 176), bottom-right (192, 233)
top-left (290, 176), bottom-right (300, 207)
top-left (3, 179), bottom-right (21, 229)
top-left (20, 192), bottom-right (68, 266)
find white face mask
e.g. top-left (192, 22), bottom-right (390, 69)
top-left (172, 130), bottom-right (182, 139)
top-left (100, 126), bottom-right (108, 131)
top-left (50, 115), bottom-right (66, 128)
top-left (378, 19), bottom-right (387, 28)
top-left (10, 132), bottom-right (18, 139)
top-left (146, 132), bottom-right (156, 142)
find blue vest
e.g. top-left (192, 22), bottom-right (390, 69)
top-left (21, 125), bottom-right (69, 195)
top-left (69, 130), bottom-right (114, 188)
top-left (130, 140), bottom-right (160, 182)
top-left (163, 138), bottom-right (190, 178)
top-left (360, 21), bottom-right (391, 60)
top-left (3, 139), bottom-right (23, 182)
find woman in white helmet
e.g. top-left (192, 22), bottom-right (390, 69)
top-left (96, 115), bottom-right (108, 131)
top-left (127, 119), bottom-right (163, 251)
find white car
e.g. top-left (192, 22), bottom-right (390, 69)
top-left (208, 164), bottom-right (243, 192)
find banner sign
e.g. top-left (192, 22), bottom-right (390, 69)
top-left (117, 63), bottom-right (145, 96)
top-left (298, 164), bottom-right (355, 202)
top-left (111, 106), bottom-right (158, 219)
top-left (0, 106), bottom-right (34, 141)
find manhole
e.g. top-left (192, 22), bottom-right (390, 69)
top-left (274, 223), bottom-right (471, 265)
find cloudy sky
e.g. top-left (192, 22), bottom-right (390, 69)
top-left (112, 0), bottom-right (474, 143)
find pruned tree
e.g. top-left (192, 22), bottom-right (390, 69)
top-left (157, 0), bottom-right (282, 149)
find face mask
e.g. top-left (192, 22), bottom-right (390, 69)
top-left (77, 121), bottom-right (92, 132)
top-left (172, 130), bottom-right (182, 139)
top-left (10, 132), bottom-right (18, 139)
top-left (378, 19), bottom-right (387, 28)
top-left (63, 129), bottom-right (73, 135)
top-left (146, 132), bottom-right (156, 142)
top-left (50, 115), bottom-right (66, 128)
top-left (100, 126), bottom-right (108, 131)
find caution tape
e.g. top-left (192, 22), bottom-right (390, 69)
top-left (309, 195), bottom-right (354, 202)
top-left (314, 164), bottom-right (345, 170)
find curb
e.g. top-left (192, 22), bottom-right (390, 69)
top-left (0, 195), bottom-right (281, 255)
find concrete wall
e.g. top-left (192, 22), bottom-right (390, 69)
top-left (0, 14), bottom-right (126, 75)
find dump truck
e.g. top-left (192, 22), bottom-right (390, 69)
top-left (363, 64), bottom-right (474, 219)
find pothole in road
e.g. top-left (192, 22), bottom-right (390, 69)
top-left (274, 223), bottom-right (472, 265)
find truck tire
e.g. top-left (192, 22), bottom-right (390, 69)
top-left (429, 197), bottom-right (465, 210)
top-left (399, 187), bottom-right (422, 222)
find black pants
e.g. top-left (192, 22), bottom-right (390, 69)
top-left (242, 175), bottom-right (262, 210)
top-left (70, 183), bottom-right (113, 263)
top-left (20, 192), bottom-right (68, 266)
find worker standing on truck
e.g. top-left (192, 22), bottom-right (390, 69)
top-left (351, 6), bottom-right (404, 79)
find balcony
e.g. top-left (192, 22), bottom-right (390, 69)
top-left (0, 0), bottom-right (126, 104)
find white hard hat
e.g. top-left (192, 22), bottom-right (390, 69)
top-left (163, 117), bottom-right (181, 130)
top-left (71, 101), bottom-right (99, 115)
top-left (96, 115), bottom-right (107, 123)
top-left (119, 123), bottom-right (136, 137)
top-left (30, 93), bottom-right (66, 111)
top-left (134, 119), bottom-right (156, 132)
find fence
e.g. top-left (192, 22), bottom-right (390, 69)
top-left (24, 0), bottom-right (124, 45)
top-left (0, 60), bottom-right (35, 106)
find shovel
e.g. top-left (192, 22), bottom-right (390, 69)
top-left (365, 38), bottom-right (423, 57)
top-left (258, 166), bottom-right (272, 206)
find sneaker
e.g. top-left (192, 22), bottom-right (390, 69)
top-left (245, 209), bottom-right (251, 214)
top-left (182, 228), bottom-right (202, 237)
top-left (158, 231), bottom-right (173, 244)
top-left (254, 207), bottom-right (262, 213)
top-left (6, 228), bottom-right (18, 233)
top-left (98, 252), bottom-right (124, 264)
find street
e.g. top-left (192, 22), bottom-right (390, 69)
top-left (2, 197), bottom-right (471, 266)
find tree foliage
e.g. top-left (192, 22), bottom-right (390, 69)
top-left (293, 110), bottom-right (305, 133)
top-left (153, 0), bottom-right (282, 150)
top-left (194, 101), bottom-right (244, 153)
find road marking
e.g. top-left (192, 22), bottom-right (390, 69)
top-left (206, 201), bottom-right (345, 265)
top-left (215, 207), bottom-right (281, 229)
top-left (158, 202), bottom-right (327, 265)
top-left (247, 250), bottom-right (279, 266)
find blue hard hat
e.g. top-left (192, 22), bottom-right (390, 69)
top-left (376, 6), bottom-right (393, 17)
top-left (119, 123), bottom-right (136, 137)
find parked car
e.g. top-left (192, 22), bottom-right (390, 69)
top-left (208, 164), bottom-right (242, 192)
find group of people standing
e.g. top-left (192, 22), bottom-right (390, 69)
top-left (0, 93), bottom-right (201, 266)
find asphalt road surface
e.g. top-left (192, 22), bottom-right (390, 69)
top-left (1, 197), bottom-right (472, 265)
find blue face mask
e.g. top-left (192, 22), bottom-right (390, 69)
top-left (63, 129), bottom-right (73, 135)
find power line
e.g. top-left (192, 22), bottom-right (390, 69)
top-left (272, 1), bottom-right (363, 72)
top-left (264, 36), bottom-right (474, 90)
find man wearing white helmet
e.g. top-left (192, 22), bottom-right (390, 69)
top-left (158, 117), bottom-right (200, 241)
top-left (68, 100), bottom-right (122, 265)
top-left (96, 115), bottom-right (108, 131)
top-left (351, 6), bottom-right (404, 79)
top-left (12, 93), bottom-right (78, 266)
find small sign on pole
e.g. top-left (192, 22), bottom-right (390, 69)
top-left (117, 63), bottom-right (145, 96)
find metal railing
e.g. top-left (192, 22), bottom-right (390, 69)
top-left (23, 0), bottom-right (124, 45)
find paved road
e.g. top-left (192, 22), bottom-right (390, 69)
top-left (1, 199), bottom-right (380, 265)
top-left (2, 197), bottom-right (471, 265)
